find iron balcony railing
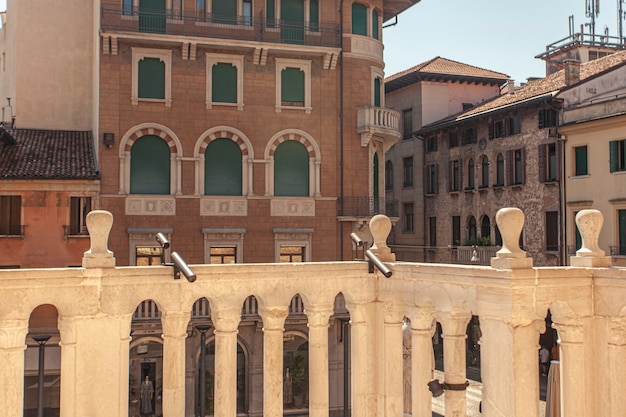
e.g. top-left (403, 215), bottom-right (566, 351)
top-left (101, 5), bottom-right (341, 48)
top-left (337, 197), bottom-right (398, 218)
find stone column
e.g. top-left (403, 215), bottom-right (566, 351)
top-left (608, 318), bottom-right (626, 416)
top-left (407, 309), bottom-right (436, 417)
top-left (479, 318), bottom-right (544, 417)
top-left (306, 304), bottom-right (334, 417)
top-left (212, 307), bottom-right (241, 417)
top-left (0, 319), bottom-right (28, 417)
top-left (58, 316), bottom-right (78, 417)
top-left (552, 320), bottom-right (585, 417)
top-left (439, 311), bottom-right (471, 417)
top-left (383, 302), bottom-right (405, 417)
top-left (161, 311), bottom-right (190, 417)
top-left (345, 301), bottom-right (371, 417)
top-left (259, 306), bottom-right (289, 417)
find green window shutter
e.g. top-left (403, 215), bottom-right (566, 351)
top-left (139, 0), bottom-right (166, 33)
top-left (205, 138), bottom-right (242, 195)
top-left (374, 77), bottom-right (381, 107)
top-left (130, 135), bottom-right (171, 194)
top-left (138, 57), bottom-right (165, 99)
top-left (309, 0), bottom-right (319, 31)
top-left (212, 0), bottom-right (236, 24)
top-left (620, 210), bottom-right (626, 255)
top-left (281, 67), bottom-right (304, 103)
top-left (281, 0), bottom-right (304, 44)
top-left (610, 140), bottom-right (619, 172)
top-left (373, 153), bottom-right (379, 212)
top-left (575, 146), bottom-right (588, 176)
top-left (212, 63), bottom-right (237, 103)
top-left (274, 141), bottom-right (309, 196)
top-left (351, 3), bottom-right (367, 35)
top-left (266, 0), bottom-right (275, 26)
top-left (372, 9), bottom-right (379, 39)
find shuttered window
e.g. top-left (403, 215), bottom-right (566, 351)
top-left (372, 9), bottom-right (379, 39)
top-left (610, 139), bottom-right (626, 173)
top-left (130, 135), bottom-right (171, 195)
top-left (545, 211), bottom-right (559, 252)
top-left (212, 63), bottom-right (238, 103)
top-left (212, 0), bottom-right (237, 24)
top-left (274, 141), bottom-right (309, 196)
top-left (281, 67), bottom-right (305, 105)
top-left (574, 146), bottom-right (588, 176)
top-left (205, 138), bottom-right (242, 196)
top-left (138, 57), bottom-right (165, 99)
top-left (351, 3), bottom-right (367, 35)
top-left (0, 195), bottom-right (21, 235)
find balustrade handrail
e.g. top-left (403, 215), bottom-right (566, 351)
top-left (357, 106), bottom-right (401, 131)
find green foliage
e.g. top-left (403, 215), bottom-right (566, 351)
top-left (463, 235), bottom-right (493, 246)
top-left (290, 355), bottom-right (307, 395)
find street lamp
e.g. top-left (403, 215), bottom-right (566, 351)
top-left (32, 335), bottom-right (51, 417)
top-left (196, 324), bottom-right (211, 417)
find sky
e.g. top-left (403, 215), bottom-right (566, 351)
top-left (382, 0), bottom-right (621, 84)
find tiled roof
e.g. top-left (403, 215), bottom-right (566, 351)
top-left (385, 56), bottom-right (510, 93)
top-left (420, 50), bottom-right (626, 131)
top-left (0, 127), bottom-right (99, 179)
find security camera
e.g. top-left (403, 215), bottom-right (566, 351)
top-left (350, 232), bottom-right (364, 247)
top-left (365, 249), bottom-right (392, 278)
top-left (156, 232), bottom-right (170, 249)
top-left (171, 251), bottom-right (196, 283)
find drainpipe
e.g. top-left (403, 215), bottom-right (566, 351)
top-left (339, 0), bottom-right (345, 260)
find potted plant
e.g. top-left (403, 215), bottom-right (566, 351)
top-left (290, 355), bottom-right (307, 408)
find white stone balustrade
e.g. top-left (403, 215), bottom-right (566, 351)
top-left (0, 208), bottom-right (625, 417)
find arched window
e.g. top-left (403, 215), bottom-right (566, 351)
top-left (481, 215), bottom-right (491, 242)
top-left (496, 153), bottom-right (505, 186)
top-left (351, 3), bottom-right (367, 35)
top-left (130, 135), bottom-right (171, 194)
top-left (467, 159), bottom-right (474, 189)
top-left (468, 216), bottom-right (477, 242)
top-left (274, 141), bottom-right (309, 196)
top-left (481, 155), bottom-right (489, 187)
top-left (385, 160), bottom-right (393, 190)
top-left (204, 138), bottom-right (242, 196)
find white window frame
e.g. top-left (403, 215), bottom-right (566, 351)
top-left (273, 228), bottom-right (313, 262)
top-left (275, 58), bottom-right (312, 114)
top-left (131, 47), bottom-right (173, 107)
top-left (128, 229), bottom-right (172, 266)
top-left (205, 53), bottom-right (245, 110)
top-left (203, 228), bottom-right (245, 263)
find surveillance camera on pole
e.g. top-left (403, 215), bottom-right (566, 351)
top-left (154, 233), bottom-right (196, 283)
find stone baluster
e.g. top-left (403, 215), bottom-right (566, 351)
top-left (305, 303), bottom-right (334, 417)
top-left (608, 317), bottom-right (626, 416)
top-left (571, 209), bottom-right (611, 267)
top-left (82, 210), bottom-right (116, 269)
top-left (212, 306), bottom-right (242, 417)
top-left (0, 320), bottom-right (28, 417)
top-left (439, 311), bottom-right (471, 417)
top-left (491, 207), bottom-right (533, 269)
top-left (259, 305), bottom-right (289, 417)
top-left (552, 319), bottom-right (586, 417)
top-left (161, 311), bottom-right (190, 417)
top-left (383, 302), bottom-right (405, 417)
top-left (406, 308), bottom-right (436, 417)
top-left (369, 214), bottom-right (396, 262)
top-left (479, 318), bottom-right (544, 417)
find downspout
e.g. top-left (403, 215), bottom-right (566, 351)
top-left (339, 0), bottom-right (345, 259)
top-left (549, 100), bottom-right (566, 266)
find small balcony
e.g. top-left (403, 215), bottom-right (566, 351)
top-left (356, 106), bottom-right (401, 150)
top-left (100, 5), bottom-right (340, 48)
top-left (337, 197), bottom-right (398, 219)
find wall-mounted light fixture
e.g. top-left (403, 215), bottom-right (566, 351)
top-left (103, 132), bottom-right (115, 149)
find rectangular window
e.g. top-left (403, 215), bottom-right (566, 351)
top-left (212, 0), bottom-right (237, 24)
top-left (461, 127), bottom-right (477, 145)
top-left (448, 131), bottom-right (458, 148)
top-left (508, 149), bottom-right (525, 185)
top-left (266, 0), bottom-right (275, 26)
top-left (426, 136), bottom-right (437, 152)
top-left (210, 246), bottom-right (237, 264)
top-left (574, 145), bottom-right (588, 176)
top-left (0, 195), bottom-right (21, 236)
top-left (197, 0), bottom-right (207, 18)
top-left (429, 217), bottom-right (437, 247)
top-left (138, 57), bottom-right (165, 99)
top-left (280, 245), bottom-right (305, 262)
top-left (373, 77), bottom-right (381, 107)
top-left (243, 0), bottom-right (253, 25)
top-left (403, 157), bottom-right (413, 188)
top-left (123, 0), bottom-right (133, 15)
top-left (449, 159), bottom-right (460, 192)
top-left (610, 139), bottom-right (626, 173)
top-left (69, 197), bottom-right (91, 235)
top-left (403, 109), bottom-right (413, 140)
top-left (276, 58), bottom-right (311, 112)
top-left (539, 143), bottom-right (558, 182)
top-left (619, 210), bottom-right (626, 255)
top-left (425, 164), bottom-right (438, 195)
top-left (136, 246), bottom-right (163, 266)
top-left (212, 63), bottom-right (238, 103)
top-left (538, 108), bottom-right (557, 129)
top-left (403, 203), bottom-right (414, 232)
top-left (545, 211), bottom-right (559, 252)
top-left (452, 216), bottom-right (461, 247)
top-left (351, 3), bottom-right (367, 35)
top-left (132, 48), bottom-right (172, 106)
top-left (372, 9), bottom-right (379, 39)
top-left (309, 0), bottom-right (319, 31)
top-left (282, 67), bottom-right (305, 105)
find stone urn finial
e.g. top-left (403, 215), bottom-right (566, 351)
top-left (369, 214), bottom-right (395, 262)
top-left (82, 210), bottom-right (116, 268)
top-left (571, 209), bottom-right (611, 267)
top-left (491, 207), bottom-right (533, 269)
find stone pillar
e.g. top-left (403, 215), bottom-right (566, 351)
top-left (305, 304), bottom-right (334, 417)
top-left (608, 318), bottom-right (626, 416)
top-left (161, 311), bottom-right (190, 417)
top-left (259, 306), bottom-right (289, 417)
top-left (58, 316), bottom-right (78, 417)
top-left (346, 302), bottom-right (371, 417)
top-left (407, 309), bottom-right (436, 417)
top-left (439, 311), bottom-right (471, 417)
top-left (479, 318), bottom-right (544, 417)
top-left (0, 320), bottom-right (28, 417)
top-left (552, 320), bottom-right (585, 417)
top-left (570, 209), bottom-right (611, 267)
top-left (383, 302), bottom-right (404, 417)
top-left (212, 307), bottom-right (241, 417)
top-left (491, 207), bottom-right (533, 269)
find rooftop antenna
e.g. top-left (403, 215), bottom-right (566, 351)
top-left (569, 14), bottom-right (575, 36)
top-left (619, 0), bottom-right (625, 45)
top-left (586, 0), bottom-right (600, 37)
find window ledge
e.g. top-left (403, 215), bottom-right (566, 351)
top-left (0, 234), bottom-right (25, 240)
top-left (449, 190), bottom-right (460, 195)
top-left (276, 105), bottom-right (312, 114)
top-left (572, 174), bottom-right (590, 179)
top-left (206, 101), bottom-right (244, 111)
top-left (132, 97), bottom-right (172, 107)
top-left (511, 183), bottom-right (524, 189)
top-left (425, 193), bottom-right (437, 197)
top-left (492, 184), bottom-right (505, 189)
top-left (478, 187), bottom-right (489, 193)
top-left (542, 180), bottom-right (558, 186)
top-left (464, 187), bottom-right (475, 192)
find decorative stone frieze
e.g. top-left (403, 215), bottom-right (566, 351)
top-left (200, 197), bottom-right (247, 216)
top-left (125, 196), bottom-right (176, 216)
top-left (270, 198), bottom-right (315, 216)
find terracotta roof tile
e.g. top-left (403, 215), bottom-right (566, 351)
top-left (386, 56), bottom-right (510, 83)
top-left (0, 127), bottom-right (99, 179)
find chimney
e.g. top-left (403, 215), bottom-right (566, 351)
top-left (564, 59), bottom-right (581, 86)
top-left (3, 98), bottom-right (12, 126)
top-left (507, 79), bottom-right (515, 94)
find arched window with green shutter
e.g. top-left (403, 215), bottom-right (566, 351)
top-left (138, 57), bottom-right (165, 99)
top-left (351, 3), bottom-right (367, 35)
top-left (212, 63), bottom-right (237, 103)
top-left (205, 139), bottom-right (242, 196)
top-left (274, 141), bottom-right (309, 196)
top-left (130, 135), bottom-right (171, 194)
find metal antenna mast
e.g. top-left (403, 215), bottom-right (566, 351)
top-left (586, 0), bottom-right (600, 35)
